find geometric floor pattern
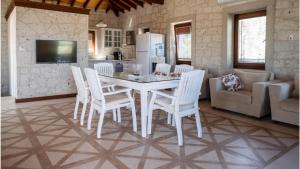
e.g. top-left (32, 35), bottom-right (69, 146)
top-left (2, 100), bottom-right (299, 169)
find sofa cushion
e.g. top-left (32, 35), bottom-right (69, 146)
top-left (291, 73), bottom-right (299, 98)
top-left (234, 70), bottom-right (270, 91)
top-left (280, 98), bottom-right (299, 113)
top-left (221, 73), bottom-right (242, 91)
top-left (218, 90), bottom-right (252, 104)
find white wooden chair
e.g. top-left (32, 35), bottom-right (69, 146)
top-left (94, 63), bottom-right (115, 92)
top-left (155, 63), bottom-right (171, 75)
top-left (147, 70), bottom-right (205, 146)
top-left (174, 64), bottom-right (194, 73)
top-left (71, 66), bottom-right (90, 126)
top-left (94, 62), bottom-right (123, 121)
top-left (166, 64), bottom-right (194, 124)
top-left (84, 68), bottom-right (137, 138)
top-left (94, 63), bottom-right (114, 76)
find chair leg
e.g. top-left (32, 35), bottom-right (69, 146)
top-left (167, 113), bottom-right (171, 125)
top-left (97, 111), bottom-right (105, 138)
top-left (117, 108), bottom-right (121, 123)
top-left (195, 110), bottom-right (202, 138)
top-left (131, 102), bottom-right (137, 132)
top-left (112, 109), bottom-right (117, 122)
top-left (175, 114), bottom-right (183, 146)
top-left (80, 101), bottom-right (88, 126)
top-left (87, 102), bottom-right (94, 130)
top-left (73, 96), bottom-right (80, 119)
top-left (172, 114), bottom-right (176, 127)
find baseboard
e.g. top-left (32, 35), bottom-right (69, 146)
top-left (15, 93), bottom-right (76, 103)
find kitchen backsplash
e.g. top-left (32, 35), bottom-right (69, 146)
top-left (120, 45), bottom-right (136, 60)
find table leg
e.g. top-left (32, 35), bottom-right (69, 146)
top-left (140, 90), bottom-right (148, 138)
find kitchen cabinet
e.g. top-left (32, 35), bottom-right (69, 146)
top-left (101, 28), bottom-right (122, 48)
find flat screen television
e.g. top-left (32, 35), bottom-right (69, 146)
top-left (36, 40), bottom-right (77, 63)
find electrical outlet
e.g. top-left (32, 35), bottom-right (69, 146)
top-left (289, 34), bottom-right (294, 40)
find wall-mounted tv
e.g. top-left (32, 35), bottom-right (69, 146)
top-left (36, 40), bottom-right (77, 63)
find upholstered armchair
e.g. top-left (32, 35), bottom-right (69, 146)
top-left (209, 69), bottom-right (275, 118)
top-left (193, 67), bottom-right (213, 99)
top-left (269, 74), bottom-right (299, 126)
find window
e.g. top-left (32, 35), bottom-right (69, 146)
top-left (88, 30), bottom-right (95, 56)
top-left (114, 30), bottom-right (121, 47)
top-left (174, 22), bottom-right (192, 65)
top-left (104, 30), bottom-right (112, 47)
top-left (234, 10), bottom-right (266, 69)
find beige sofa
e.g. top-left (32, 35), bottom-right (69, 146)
top-left (199, 68), bottom-right (213, 99)
top-left (269, 74), bottom-right (299, 125)
top-left (209, 69), bottom-right (275, 118)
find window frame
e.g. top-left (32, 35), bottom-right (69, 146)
top-left (174, 22), bottom-right (192, 65)
top-left (234, 10), bottom-right (266, 70)
top-left (88, 30), bottom-right (96, 56)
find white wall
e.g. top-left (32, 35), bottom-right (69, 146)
top-left (8, 8), bottom-right (17, 97)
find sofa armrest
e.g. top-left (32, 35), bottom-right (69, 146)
top-left (209, 77), bottom-right (224, 92)
top-left (252, 82), bottom-right (271, 103)
top-left (209, 77), bottom-right (224, 106)
top-left (269, 82), bottom-right (293, 102)
top-left (252, 81), bottom-right (280, 116)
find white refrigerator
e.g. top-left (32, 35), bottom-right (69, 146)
top-left (136, 33), bottom-right (165, 75)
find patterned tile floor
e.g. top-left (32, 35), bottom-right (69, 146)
top-left (1, 99), bottom-right (298, 169)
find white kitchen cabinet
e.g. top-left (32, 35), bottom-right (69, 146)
top-left (101, 28), bottom-right (122, 48)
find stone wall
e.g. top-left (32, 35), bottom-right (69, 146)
top-left (13, 7), bottom-right (88, 99)
top-left (88, 9), bottom-right (122, 60)
top-left (120, 0), bottom-right (299, 78)
top-left (272, 0), bottom-right (299, 79)
top-left (1, 0), bottom-right (10, 96)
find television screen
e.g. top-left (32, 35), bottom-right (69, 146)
top-left (36, 40), bottom-right (77, 63)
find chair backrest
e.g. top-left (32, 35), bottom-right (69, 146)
top-left (71, 66), bottom-right (88, 98)
top-left (174, 64), bottom-right (194, 73)
top-left (94, 63), bottom-right (114, 76)
top-left (84, 68), bottom-right (104, 101)
top-left (175, 70), bottom-right (205, 105)
top-left (155, 63), bottom-right (171, 74)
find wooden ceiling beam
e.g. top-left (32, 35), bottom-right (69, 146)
top-left (149, 0), bottom-right (164, 4)
top-left (95, 0), bottom-right (104, 11)
top-left (70, 0), bottom-right (76, 7)
top-left (106, 6), bottom-right (111, 13)
top-left (109, 0), bottom-right (119, 16)
top-left (129, 0), bottom-right (144, 7)
top-left (83, 0), bottom-right (90, 8)
top-left (120, 0), bottom-right (136, 9)
top-left (109, 0), bottom-right (124, 13)
top-left (111, 7), bottom-right (119, 17)
top-left (5, 0), bottom-right (90, 20)
top-left (144, 0), bottom-right (152, 5)
top-left (110, 0), bottom-right (130, 11)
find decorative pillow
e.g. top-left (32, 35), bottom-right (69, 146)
top-left (170, 72), bottom-right (181, 77)
top-left (221, 73), bottom-right (242, 91)
top-left (153, 71), bottom-right (167, 76)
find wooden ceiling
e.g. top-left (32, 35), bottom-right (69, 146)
top-left (36, 0), bottom-right (164, 16)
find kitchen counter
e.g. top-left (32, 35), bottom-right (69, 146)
top-left (89, 58), bottom-right (135, 61)
top-left (88, 59), bottom-right (136, 72)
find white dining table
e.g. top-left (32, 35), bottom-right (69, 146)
top-left (98, 72), bottom-right (180, 138)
